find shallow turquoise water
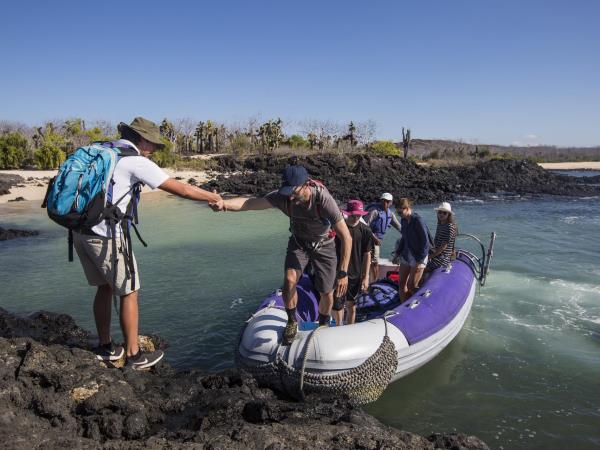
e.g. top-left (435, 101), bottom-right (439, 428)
top-left (1, 191), bottom-right (599, 449)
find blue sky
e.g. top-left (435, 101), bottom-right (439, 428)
top-left (1, 0), bottom-right (598, 146)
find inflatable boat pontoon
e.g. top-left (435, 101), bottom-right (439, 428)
top-left (236, 233), bottom-right (496, 404)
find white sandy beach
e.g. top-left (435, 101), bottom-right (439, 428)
top-left (538, 162), bottom-right (600, 170)
top-left (0, 169), bottom-right (210, 204)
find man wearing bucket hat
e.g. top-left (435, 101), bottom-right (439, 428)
top-left (427, 202), bottom-right (458, 271)
top-left (333, 199), bottom-right (374, 325)
top-left (211, 162), bottom-right (352, 345)
top-left (366, 192), bottom-right (401, 282)
top-left (73, 117), bottom-right (222, 370)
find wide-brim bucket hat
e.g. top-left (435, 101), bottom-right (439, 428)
top-left (118, 117), bottom-right (165, 148)
top-left (434, 201), bottom-right (453, 214)
top-left (342, 199), bottom-right (369, 216)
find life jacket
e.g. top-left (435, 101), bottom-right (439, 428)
top-left (42, 141), bottom-right (147, 310)
top-left (285, 179), bottom-right (336, 245)
top-left (355, 279), bottom-right (400, 310)
top-left (367, 204), bottom-right (393, 239)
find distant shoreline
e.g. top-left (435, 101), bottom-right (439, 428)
top-left (537, 162), bottom-right (600, 170)
top-left (3, 159), bottom-right (600, 205)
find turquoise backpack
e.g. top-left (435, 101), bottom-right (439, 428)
top-left (42, 142), bottom-right (147, 302)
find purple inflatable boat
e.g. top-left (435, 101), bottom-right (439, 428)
top-left (236, 233), bottom-right (496, 404)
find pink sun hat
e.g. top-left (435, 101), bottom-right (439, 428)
top-left (342, 199), bottom-right (369, 216)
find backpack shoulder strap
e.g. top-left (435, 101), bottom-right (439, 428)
top-left (117, 147), bottom-right (140, 158)
top-left (307, 179), bottom-right (325, 220)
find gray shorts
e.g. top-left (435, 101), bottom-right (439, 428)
top-left (285, 237), bottom-right (337, 294)
top-left (73, 232), bottom-right (140, 296)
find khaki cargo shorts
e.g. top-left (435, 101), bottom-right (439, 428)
top-left (73, 232), bottom-right (140, 296)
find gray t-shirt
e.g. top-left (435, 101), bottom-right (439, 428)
top-left (265, 185), bottom-right (343, 242)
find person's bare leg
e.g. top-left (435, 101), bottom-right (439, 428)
top-left (398, 264), bottom-right (411, 301)
top-left (407, 267), bottom-right (425, 298)
top-left (332, 306), bottom-right (344, 326)
top-left (346, 302), bottom-right (356, 325)
top-left (412, 267), bottom-right (425, 291)
top-left (319, 291), bottom-right (334, 318)
top-left (282, 269), bottom-right (301, 312)
top-left (94, 284), bottom-right (112, 345)
top-left (120, 291), bottom-right (139, 357)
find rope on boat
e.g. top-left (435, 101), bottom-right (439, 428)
top-left (236, 317), bottom-right (398, 405)
top-left (298, 324), bottom-right (323, 400)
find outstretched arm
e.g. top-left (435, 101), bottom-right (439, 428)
top-left (215, 196), bottom-right (273, 212)
top-left (159, 178), bottom-right (221, 203)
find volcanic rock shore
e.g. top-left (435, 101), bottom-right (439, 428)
top-left (203, 155), bottom-right (600, 202)
top-left (0, 308), bottom-right (489, 449)
top-left (0, 227), bottom-right (39, 241)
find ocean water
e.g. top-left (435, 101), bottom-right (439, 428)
top-left (1, 189), bottom-right (599, 449)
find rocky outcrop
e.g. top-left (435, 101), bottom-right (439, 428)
top-left (0, 227), bottom-right (39, 241)
top-left (0, 308), bottom-right (489, 449)
top-left (203, 155), bottom-right (600, 202)
top-left (0, 173), bottom-right (23, 196)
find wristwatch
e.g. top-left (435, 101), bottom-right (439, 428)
top-left (336, 270), bottom-right (348, 279)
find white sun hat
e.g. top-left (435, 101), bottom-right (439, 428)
top-left (434, 202), bottom-right (452, 214)
top-left (380, 193), bottom-right (393, 201)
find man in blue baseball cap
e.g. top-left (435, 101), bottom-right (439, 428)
top-left (278, 164), bottom-right (309, 196)
top-left (211, 162), bottom-right (352, 345)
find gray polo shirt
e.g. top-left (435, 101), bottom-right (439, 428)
top-left (265, 185), bottom-right (343, 242)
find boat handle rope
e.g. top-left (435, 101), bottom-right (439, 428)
top-left (298, 325), bottom-right (323, 401)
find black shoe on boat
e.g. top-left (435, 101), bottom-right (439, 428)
top-left (94, 342), bottom-right (124, 361)
top-left (125, 350), bottom-right (164, 370)
top-left (282, 321), bottom-right (298, 346)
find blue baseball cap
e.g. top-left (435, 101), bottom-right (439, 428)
top-left (278, 164), bottom-right (309, 196)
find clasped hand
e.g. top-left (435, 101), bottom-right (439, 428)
top-left (209, 199), bottom-right (225, 211)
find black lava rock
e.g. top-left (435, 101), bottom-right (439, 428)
top-left (0, 308), bottom-right (489, 449)
top-left (0, 227), bottom-right (39, 241)
top-left (202, 155), bottom-right (600, 203)
top-left (0, 173), bottom-right (24, 196)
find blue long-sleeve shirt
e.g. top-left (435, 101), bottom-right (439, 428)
top-left (396, 212), bottom-right (430, 265)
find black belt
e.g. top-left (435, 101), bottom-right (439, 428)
top-left (293, 235), bottom-right (335, 253)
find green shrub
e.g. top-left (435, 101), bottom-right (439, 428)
top-left (34, 143), bottom-right (65, 169)
top-left (228, 134), bottom-right (253, 156)
top-left (85, 127), bottom-right (114, 143)
top-left (150, 138), bottom-right (176, 167)
top-left (0, 132), bottom-right (29, 169)
top-left (286, 134), bottom-right (309, 148)
top-left (370, 140), bottom-right (400, 156)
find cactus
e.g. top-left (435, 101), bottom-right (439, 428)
top-left (160, 119), bottom-right (176, 142)
top-left (194, 122), bottom-right (205, 153)
top-left (257, 119), bottom-right (283, 153)
top-left (402, 127), bottom-right (411, 158)
top-left (347, 121), bottom-right (357, 147)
